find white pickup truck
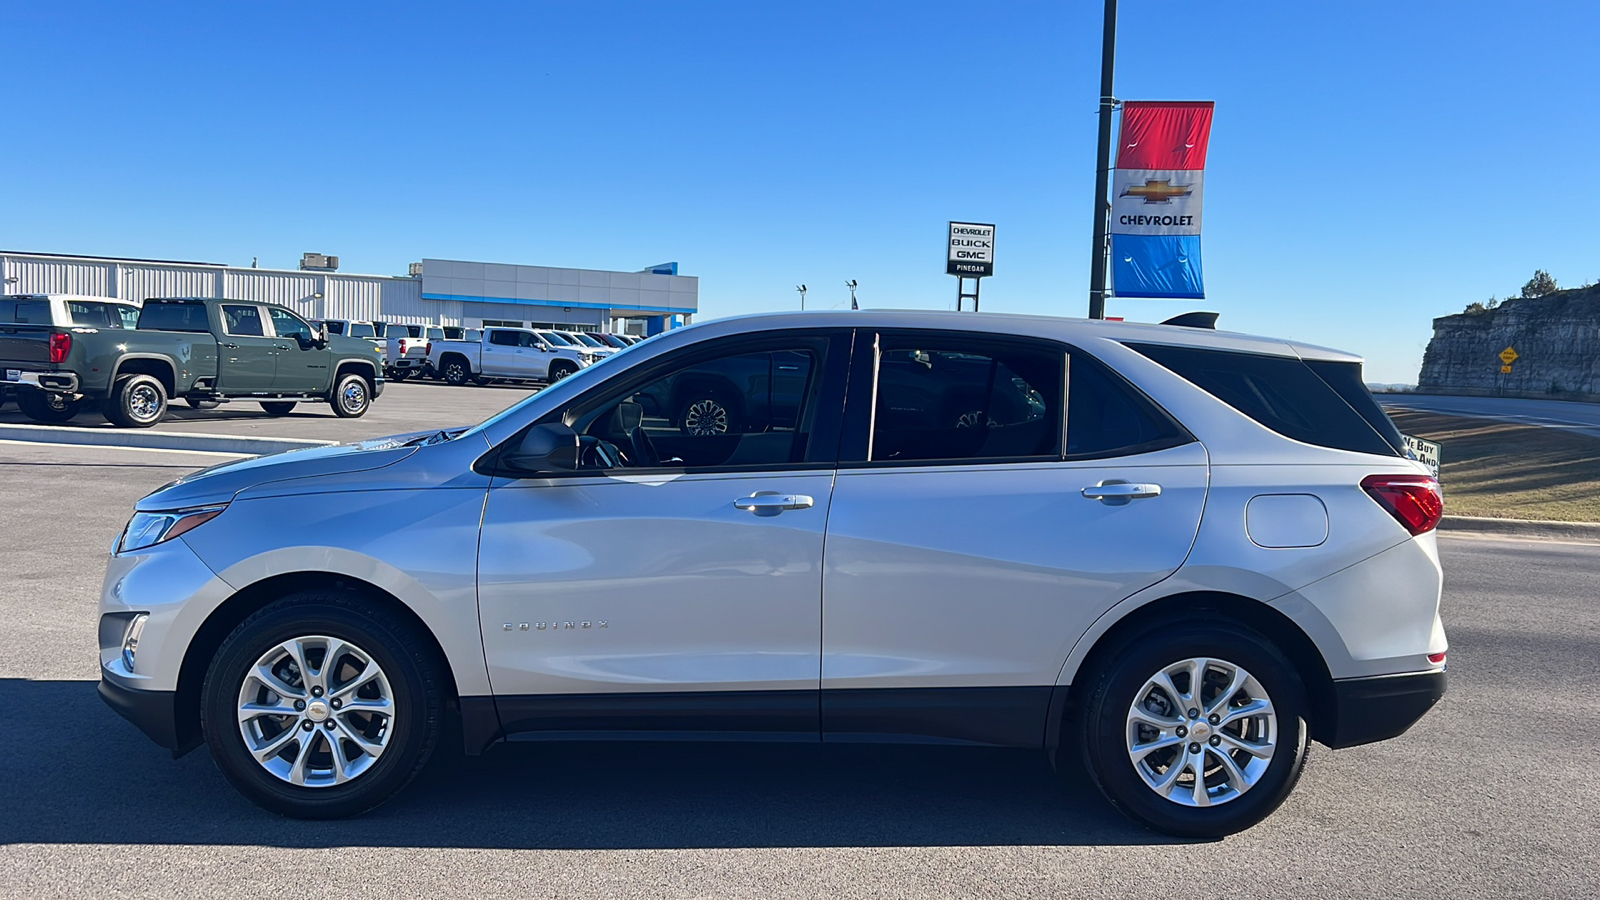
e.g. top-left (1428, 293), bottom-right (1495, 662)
top-left (383, 324), bottom-right (444, 380)
top-left (427, 326), bottom-right (597, 386)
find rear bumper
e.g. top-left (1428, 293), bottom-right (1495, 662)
top-left (1325, 670), bottom-right (1446, 749)
top-left (99, 675), bottom-right (196, 755)
top-left (4, 368), bottom-right (80, 393)
top-left (389, 357), bottom-right (427, 370)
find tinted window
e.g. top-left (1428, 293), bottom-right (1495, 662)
top-left (66, 301), bottom-right (128, 329)
top-left (371, 322), bottom-right (388, 337)
top-left (136, 302), bottom-right (211, 332)
top-left (1066, 354), bottom-right (1190, 458)
top-left (871, 339), bottom-right (1064, 463)
top-left (541, 331), bottom-right (575, 346)
top-left (1304, 359), bottom-right (1407, 454)
top-left (268, 308), bottom-right (312, 341)
top-left (488, 330), bottom-right (519, 347)
top-left (222, 305), bottom-right (265, 336)
top-left (1, 299), bottom-right (52, 324)
top-left (323, 321), bottom-right (346, 334)
top-left (576, 346), bottom-right (823, 469)
top-left (1126, 343), bottom-right (1400, 457)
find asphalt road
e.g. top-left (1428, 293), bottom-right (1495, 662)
top-left (2, 442), bottom-right (1597, 899)
top-left (0, 379), bottom-right (538, 443)
top-left (1380, 394), bottom-right (1600, 439)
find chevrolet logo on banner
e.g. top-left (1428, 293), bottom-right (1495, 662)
top-left (1120, 179), bottom-right (1194, 203)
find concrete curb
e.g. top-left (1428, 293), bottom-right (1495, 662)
top-left (0, 423), bottom-right (336, 456)
top-left (1439, 515), bottom-right (1600, 543)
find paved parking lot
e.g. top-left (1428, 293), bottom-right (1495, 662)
top-left (1, 441), bottom-right (1596, 899)
top-left (0, 379), bottom-right (538, 443)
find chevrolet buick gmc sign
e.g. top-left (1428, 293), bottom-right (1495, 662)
top-left (947, 222), bottom-right (995, 277)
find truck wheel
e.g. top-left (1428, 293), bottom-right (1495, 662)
top-left (16, 390), bottom-right (81, 424)
top-left (331, 373), bottom-right (371, 418)
top-left (104, 375), bottom-right (168, 428)
top-left (548, 361), bottom-right (577, 382)
top-left (200, 589), bottom-right (445, 819)
top-left (1074, 620), bottom-right (1310, 838)
top-left (261, 402), bottom-right (297, 416)
top-left (441, 359), bottom-right (471, 386)
top-left (678, 393), bottom-right (739, 436)
top-left (388, 369), bottom-right (410, 382)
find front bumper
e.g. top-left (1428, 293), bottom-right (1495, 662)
top-left (98, 676), bottom-right (197, 756)
top-left (1325, 670), bottom-right (1446, 749)
top-left (372, 375), bottom-right (385, 398)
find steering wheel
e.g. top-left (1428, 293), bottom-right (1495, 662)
top-left (629, 425), bottom-right (661, 468)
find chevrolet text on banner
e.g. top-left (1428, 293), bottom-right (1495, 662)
top-left (1110, 101), bottom-right (1214, 300)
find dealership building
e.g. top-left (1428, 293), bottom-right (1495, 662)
top-left (0, 250), bottom-right (699, 335)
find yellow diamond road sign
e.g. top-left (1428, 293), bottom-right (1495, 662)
top-left (1500, 346), bottom-right (1519, 365)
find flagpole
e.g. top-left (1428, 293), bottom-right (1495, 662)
top-left (1088, 0), bottom-right (1117, 320)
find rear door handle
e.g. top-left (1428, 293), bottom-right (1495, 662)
top-left (222, 342), bottom-right (240, 349)
top-left (1081, 481), bottom-right (1162, 504)
top-left (734, 492), bottom-right (815, 517)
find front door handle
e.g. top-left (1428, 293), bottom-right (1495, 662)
top-left (734, 492), bottom-right (815, 517)
top-left (222, 342), bottom-right (240, 349)
top-left (1081, 481), bottom-right (1162, 505)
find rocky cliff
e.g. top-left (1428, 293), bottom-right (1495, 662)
top-left (1418, 285), bottom-right (1600, 400)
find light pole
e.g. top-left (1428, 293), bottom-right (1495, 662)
top-left (845, 280), bottom-right (858, 310)
top-left (1088, 0), bottom-right (1118, 320)
top-left (796, 284), bottom-right (807, 310)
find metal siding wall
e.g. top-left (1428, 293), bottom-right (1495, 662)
top-left (124, 265), bottom-right (218, 302)
top-left (3, 257), bottom-right (114, 296)
top-left (224, 270), bottom-right (321, 314)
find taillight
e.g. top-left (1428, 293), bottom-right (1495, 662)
top-left (398, 339), bottom-right (408, 354)
top-left (1361, 474), bottom-right (1444, 536)
top-left (48, 332), bottom-right (71, 363)
top-left (1428, 651), bottom-right (1447, 665)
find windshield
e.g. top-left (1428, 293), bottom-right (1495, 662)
top-left (568, 332), bottom-right (606, 348)
top-left (540, 331), bottom-right (575, 346)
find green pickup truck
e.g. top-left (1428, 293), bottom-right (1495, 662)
top-left (1, 295), bottom-right (384, 427)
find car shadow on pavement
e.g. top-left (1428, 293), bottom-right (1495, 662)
top-left (0, 679), bottom-right (1171, 849)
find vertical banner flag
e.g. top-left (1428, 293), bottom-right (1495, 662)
top-left (1111, 101), bottom-right (1214, 299)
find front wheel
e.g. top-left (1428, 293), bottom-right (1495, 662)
top-left (1075, 621), bottom-right (1310, 838)
top-left (104, 374), bottom-right (168, 428)
top-left (330, 373), bottom-right (371, 418)
top-left (201, 591), bottom-right (444, 818)
top-left (16, 389), bottom-right (82, 424)
top-left (547, 361), bottom-right (577, 382)
top-left (261, 401), bottom-right (297, 416)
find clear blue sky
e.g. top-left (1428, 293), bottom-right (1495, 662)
top-left (4, 1), bottom-right (1596, 383)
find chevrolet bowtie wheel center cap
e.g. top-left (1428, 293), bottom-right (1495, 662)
top-left (306, 700), bottom-right (330, 722)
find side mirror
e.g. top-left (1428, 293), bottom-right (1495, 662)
top-left (502, 423), bottom-right (579, 474)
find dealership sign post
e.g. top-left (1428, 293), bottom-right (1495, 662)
top-left (947, 222), bottom-right (995, 311)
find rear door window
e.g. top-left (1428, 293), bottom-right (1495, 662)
top-left (136, 302), bottom-right (211, 332)
top-left (1065, 353), bottom-right (1192, 458)
top-left (222, 305), bottom-right (266, 336)
top-left (1126, 342), bottom-right (1400, 457)
top-left (323, 321), bottom-right (347, 335)
top-left (867, 335), bottom-right (1065, 463)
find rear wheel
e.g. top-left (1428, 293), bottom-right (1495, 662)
top-left (388, 369), bottom-right (410, 382)
top-left (261, 401), bottom-right (297, 416)
top-left (104, 374), bottom-right (168, 428)
top-left (441, 358), bottom-right (471, 386)
top-left (1074, 621), bottom-right (1310, 838)
top-left (16, 390), bottom-right (81, 423)
top-left (331, 373), bottom-right (371, 418)
top-left (201, 591), bottom-right (444, 819)
top-left (678, 393), bottom-right (739, 436)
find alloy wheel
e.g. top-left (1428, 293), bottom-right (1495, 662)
top-left (682, 398), bottom-right (730, 436)
top-left (236, 635), bottom-right (395, 788)
top-left (129, 384), bottom-right (161, 421)
top-left (340, 381), bottom-right (366, 414)
top-left (1125, 656), bottom-right (1277, 808)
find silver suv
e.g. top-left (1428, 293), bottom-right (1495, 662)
top-left (98, 311), bottom-right (1446, 836)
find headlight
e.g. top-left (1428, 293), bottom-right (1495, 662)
top-left (119, 505), bottom-right (227, 553)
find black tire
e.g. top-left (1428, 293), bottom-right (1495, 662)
top-left (104, 374), bottom-right (168, 428)
top-left (440, 357), bottom-right (472, 386)
top-left (677, 392), bottom-right (740, 436)
top-left (261, 401), bottom-right (297, 416)
top-left (1074, 620), bottom-right (1310, 838)
top-left (388, 369), bottom-right (410, 382)
top-left (186, 398), bottom-right (221, 410)
top-left (16, 389), bottom-right (82, 423)
top-left (201, 590), bottom-right (445, 819)
top-left (330, 373), bottom-right (371, 418)
top-left (548, 361), bottom-right (577, 382)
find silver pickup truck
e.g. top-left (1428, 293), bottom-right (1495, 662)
top-left (427, 327), bottom-right (597, 386)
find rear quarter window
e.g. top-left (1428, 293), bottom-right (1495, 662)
top-left (1125, 342), bottom-right (1401, 457)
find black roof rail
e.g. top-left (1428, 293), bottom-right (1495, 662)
top-left (1161, 311), bottom-right (1219, 329)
